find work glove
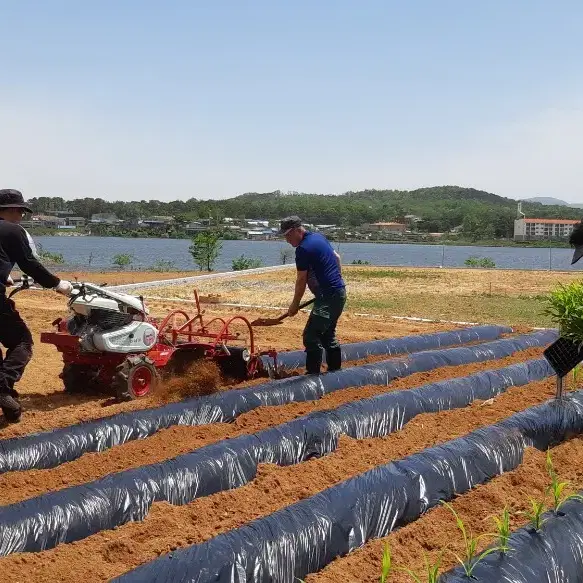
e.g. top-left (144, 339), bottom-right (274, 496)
top-left (55, 280), bottom-right (73, 296)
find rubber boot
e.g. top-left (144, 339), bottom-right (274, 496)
top-left (326, 347), bottom-right (342, 372)
top-left (305, 350), bottom-right (323, 375)
top-left (0, 394), bottom-right (22, 423)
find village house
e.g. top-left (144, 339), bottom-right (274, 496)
top-left (362, 222), bottom-right (407, 234)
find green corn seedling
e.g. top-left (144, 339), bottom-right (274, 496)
top-left (490, 507), bottom-right (512, 553)
top-left (397, 551), bottom-right (443, 583)
top-left (546, 448), bottom-right (556, 479)
top-left (441, 501), bottom-right (501, 577)
top-left (521, 497), bottom-right (547, 530)
top-left (546, 450), bottom-right (583, 513)
top-left (379, 543), bottom-right (392, 583)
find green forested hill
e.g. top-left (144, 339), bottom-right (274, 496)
top-left (28, 185), bottom-right (583, 239)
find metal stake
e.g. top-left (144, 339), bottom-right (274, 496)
top-left (556, 375), bottom-right (565, 399)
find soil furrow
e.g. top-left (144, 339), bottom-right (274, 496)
top-left (0, 328), bottom-right (487, 440)
top-left (0, 371), bottom-right (558, 583)
top-left (4, 296), bottom-right (459, 440)
top-left (0, 347), bottom-right (545, 506)
top-left (308, 435), bottom-right (583, 583)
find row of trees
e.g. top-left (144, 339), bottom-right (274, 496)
top-left (29, 186), bottom-right (583, 237)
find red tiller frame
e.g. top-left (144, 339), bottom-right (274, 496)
top-left (40, 289), bottom-right (271, 378)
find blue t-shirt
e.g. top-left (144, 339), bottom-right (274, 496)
top-left (295, 231), bottom-right (345, 297)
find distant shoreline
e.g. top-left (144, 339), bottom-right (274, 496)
top-left (30, 230), bottom-right (572, 249)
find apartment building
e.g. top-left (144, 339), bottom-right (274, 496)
top-left (514, 218), bottom-right (580, 241)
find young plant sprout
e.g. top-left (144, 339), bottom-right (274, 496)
top-left (490, 507), bottom-right (512, 554)
top-left (545, 450), bottom-right (583, 514)
top-left (521, 497), bottom-right (548, 531)
top-left (397, 551), bottom-right (444, 583)
top-left (441, 501), bottom-right (501, 578)
top-left (379, 543), bottom-right (392, 583)
top-left (379, 541), bottom-right (443, 583)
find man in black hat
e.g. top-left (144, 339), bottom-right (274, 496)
top-left (0, 189), bottom-right (73, 422)
top-left (279, 216), bottom-right (346, 375)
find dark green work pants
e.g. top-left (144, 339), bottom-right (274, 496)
top-left (303, 287), bottom-right (346, 375)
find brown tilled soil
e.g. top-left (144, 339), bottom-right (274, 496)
top-left (1, 288), bottom-right (463, 439)
top-left (0, 347), bottom-right (545, 506)
top-left (0, 370), bottom-right (563, 583)
top-left (155, 360), bottom-right (224, 403)
top-left (0, 271), bottom-right (552, 583)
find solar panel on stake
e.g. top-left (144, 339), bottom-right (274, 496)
top-left (543, 336), bottom-right (583, 398)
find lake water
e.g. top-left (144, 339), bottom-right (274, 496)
top-left (33, 236), bottom-right (583, 272)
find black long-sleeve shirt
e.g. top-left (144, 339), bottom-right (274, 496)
top-left (0, 218), bottom-right (60, 297)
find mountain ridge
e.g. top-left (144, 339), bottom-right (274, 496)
top-left (522, 196), bottom-right (583, 209)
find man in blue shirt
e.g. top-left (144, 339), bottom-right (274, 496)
top-left (279, 216), bottom-right (346, 375)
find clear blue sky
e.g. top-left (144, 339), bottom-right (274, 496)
top-left (1, 0), bottom-right (582, 202)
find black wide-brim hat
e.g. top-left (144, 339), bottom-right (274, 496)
top-left (0, 189), bottom-right (33, 213)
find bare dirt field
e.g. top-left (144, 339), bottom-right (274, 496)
top-left (122, 265), bottom-right (582, 326)
top-left (4, 270), bottom-right (463, 438)
top-left (0, 267), bottom-right (572, 583)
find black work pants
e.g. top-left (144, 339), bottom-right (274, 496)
top-left (0, 296), bottom-right (33, 396)
top-left (303, 288), bottom-right (346, 374)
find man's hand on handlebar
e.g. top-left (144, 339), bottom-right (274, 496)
top-left (55, 280), bottom-right (73, 297)
top-left (6, 277), bottom-right (75, 297)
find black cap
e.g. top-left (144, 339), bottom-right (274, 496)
top-left (278, 216), bottom-right (302, 235)
top-left (0, 189), bottom-right (33, 213)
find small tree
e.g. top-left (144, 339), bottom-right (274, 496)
top-left (232, 255), bottom-right (263, 271)
top-left (279, 248), bottom-right (294, 265)
top-left (189, 231), bottom-right (222, 271)
top-left (151, 259), bottom-right (176, 272)
top-left (112, 253), bottom-right (134, 269)
top-left (36, 244), bottom-right (65, 265)
top-left (464, 256), bottom-right (496, 269)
